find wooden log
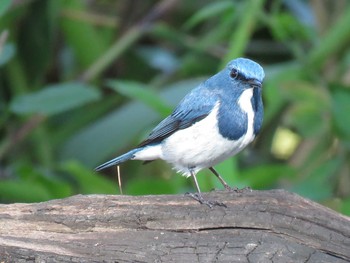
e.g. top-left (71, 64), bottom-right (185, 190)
top-left (0, 190), bottom-right (349, 262)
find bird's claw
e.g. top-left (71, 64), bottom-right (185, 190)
top-left (185, 192), bottom-right (227, 208)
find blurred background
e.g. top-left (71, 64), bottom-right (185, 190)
top-left (0, 0), bottom-right (350, 215)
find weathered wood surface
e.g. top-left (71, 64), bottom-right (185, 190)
top-left (0, 190), bottom-right (349, 263)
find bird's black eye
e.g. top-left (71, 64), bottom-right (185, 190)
top-left (230, 68), bottom-right (239, 79)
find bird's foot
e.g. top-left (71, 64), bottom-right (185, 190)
top-left (185, 192), bottom-right (227, 208)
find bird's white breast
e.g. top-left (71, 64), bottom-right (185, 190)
top-left (238, 88), bottom-right (255, 146)
top-left (133, 88), bottom-right (255, 177)
top-left (159, 88), bottom-right (256, 177)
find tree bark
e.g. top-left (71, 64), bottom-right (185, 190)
top-left (0, 190), bottom-right (349, 263)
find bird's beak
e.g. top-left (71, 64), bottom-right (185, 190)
top-left (248, 79), bottom-right (262, 88)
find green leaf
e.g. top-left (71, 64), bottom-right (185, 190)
top-left (340, 198), bottom-right (350, 216)
top-left (307, 6), bottom-right (350, 70)
top-left (291, 158), bottom-right (341, 201)
top-left (14, 163), bottom-right (73, 199)
top-left (0, 180), bottom-right (52, 203)
top-left (60, 160), bottom-right (116, 194)
top-left (286, 103), bottom-right (326, 137)
top-left (332, 89), bottom-right (350, 139)
top-left (281, 81), bottom-right (328, 103)
top-left (269, 13), bottom-right (311, 41)
top-left (239, 164), bottom-right (294, 189)
top-left (221, 0), bottom-right (265, 66)
top-left (17, 0), bottom-right (58, 82)
top-left (0, 43), bottom-right (15, 66)
top-left (60, 0), bottom-right (109, 67)
top-left (107, 80), bottom-right (172, 116)
top-left (125, 178), bottom-right (176, 195)
top-left (281, 81), bottom-right (329, 137)
top-left (183, 1), bottom-right (234, 30)
top-left (136, 46), bottom-right (179, 73)
top-left (0, 0), bottom-right (11, 17)
top-left (10, 82), bottom-right (101, 116)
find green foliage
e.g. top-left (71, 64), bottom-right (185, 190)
top-left (60, 161), bottom-right (117, 194)
top-left (0, 162), bottom-right (72, 203)
top-left (10, 82), bottom-right (101, 116)
top-left (0, 42), bottom-right (15, 66)
top-left (1, 0), bottom-right (350, 216)
top-left (332, 88), bottom-right (350, 139)
top-left (107, 80), bottom-right (172, 116)
top-left (0, 0), bottom-right (11, 18)
top-left (183, 1), bottom-right (235, 30)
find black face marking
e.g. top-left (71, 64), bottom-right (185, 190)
top-left (230, 68), bottom-right (261, 89)
top-left (230, 68), bottom-right (239, 79)
top-left (230, 68), bottom-right (252, 84)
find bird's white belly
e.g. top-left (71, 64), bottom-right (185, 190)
top-left (161, 89), bottom-right (255, 177)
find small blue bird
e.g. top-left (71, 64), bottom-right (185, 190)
top-left (96, 57), bottom-right (265, 206)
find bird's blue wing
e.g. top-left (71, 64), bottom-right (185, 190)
top-left (138, 86), bottom-right (219, 147)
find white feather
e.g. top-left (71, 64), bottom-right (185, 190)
top-left (133, 144), bottom-right (162, 161)
top-left (133, 88), bottom-right (255, 177)
top-left (238, 88), bottom-right (255, 146)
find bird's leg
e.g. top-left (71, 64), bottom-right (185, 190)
top-left (185, 170), bottom-right (227, 208)
top-left (209, 167), bottom-right (251, 192)
top-left (186, 173), bottom-right (208, 206)
top-left (209, 167), bottom-right (233, 191)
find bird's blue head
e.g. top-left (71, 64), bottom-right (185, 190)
top-left (225, 58), bottom-right (265, 89)
top-left (204, 58), bottom-right (265, 95)
top-left (209, 58), bottom-right (265, 140)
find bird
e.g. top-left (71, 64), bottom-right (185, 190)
top-left (95, 57), bottom-right (265, 207)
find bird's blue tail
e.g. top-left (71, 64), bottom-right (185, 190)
top-left (95, 148), bottom-right (140, 171)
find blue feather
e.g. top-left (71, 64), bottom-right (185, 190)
top-left (95, 148), bottom-right (140, 171)
top-left (138, 84), bottom-right (219, 147)
top-left (252, 87), bottom-right (264, 135)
